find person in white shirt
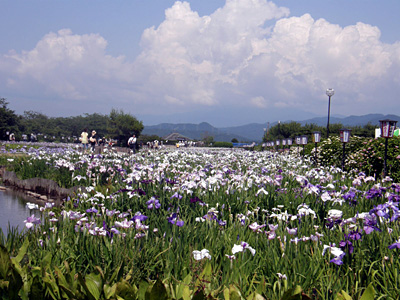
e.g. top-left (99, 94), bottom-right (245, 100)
top-left (127, 134), bottom-right (137, 153)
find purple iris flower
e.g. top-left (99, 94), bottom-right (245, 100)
top-left (365, 188), bottom-right (383, 200)
top-left (170, 192), bottom-right (183, 200)
top-left (203, 213), bottom-right (218, 221)
top-left (330, 255), bottom-right (344, 265)
top-left (167, 213), bottom-right (184, 227)
top-left (339, 239), bottom-right (354, 254)
top-left (86, 207), bottom-right (98, 214)
top-left (140, 179), bottom-right (152, 184)
top-left (218, 220), bottom-right (227, 226)
top-left (132, 189), bottom-right (146, 196)
top-left (110, 228), bottom-right (120, 235)
top-left (325, 218), bottom-right (341, 230)
top-left (24, 214), bottom-right (41, 229)
top-left (131, 212), bottom-right (148, 222)
top-left (391, 212), bottom-right (400, 222)
top-left (190, 197), bottom-right (205, 206)
top-left (166, 178), bottom-right (178, 185)
top-left (342, 191), bottom-right (357, 205)
top-left (388, 239), bottom-right (400, 249)
top-left (286, 227), bottom-right (298, 235)
top-left (387, 193), bottom-right (400, 203)
top-left (118, 212), bottom-right (130, 218)
top-left (348, 230), bottom-right (362, 241)
top-left (363, 214), bottom-right (382, 234)
top-left (147, 197), bottom-right (161, 209)
top-left (106, 209), bottom-right (119, 217)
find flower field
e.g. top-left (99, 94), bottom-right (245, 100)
top-left (1, 144), bottom-right (400, 299)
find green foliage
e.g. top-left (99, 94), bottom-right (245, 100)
top-left (0, 98), bottom-right (20, 140)
top-left (305, 135), bottom-right (400, 181)
top-left (17, 111), bottom-right (111, 142)
top-left (0, 103), bottom-right (145, 143)
top-left (212, 141), bottom-right (233, 148)
top-left (265, 121), bottom-right (376, 142)
top-left (202, 135), bottom-right (214, 146)
top-left (347, 137), bottom-right (400, 180)
top-left (107, 109), bottom-right (144, 146)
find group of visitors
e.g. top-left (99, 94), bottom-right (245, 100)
top-left (80, 129), bottom-right (141, 154)
top-left (80, 128), bottom-right (103, 152)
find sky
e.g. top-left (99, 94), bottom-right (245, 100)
top-left (1, 0), bottom-right (400, 127)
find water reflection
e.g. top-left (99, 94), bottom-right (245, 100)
top-left (0, 189), bottom-right (41, 234)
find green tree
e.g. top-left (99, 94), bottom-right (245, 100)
top-left (107, 109), bottom-right (144, 146)
top-left (0, 98), bottom-right (20, 140)
top-left (20, 111), bottom-right (49, 137)
top-left (202, 135), bottom-right (214, 146)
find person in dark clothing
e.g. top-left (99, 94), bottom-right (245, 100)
top-left (89, 130), bottom-right (97, 152)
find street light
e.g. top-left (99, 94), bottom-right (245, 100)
top-left (313, 131), bottom-right (321, 164)
top-left (326, 88), bottom-right (335, 138)
top-left (339, 128), bottom-right (351, 171)
top-left (379, 119), bottom-right (398, 177)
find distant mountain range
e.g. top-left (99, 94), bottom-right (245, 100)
top-left (142, 113), bottom-right (400, 142)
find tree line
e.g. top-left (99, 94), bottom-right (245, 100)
top-left (263, 121), bottom-right (377, 142)
top-left (0, 98), bottom-right (144, 146)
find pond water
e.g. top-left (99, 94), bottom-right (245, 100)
top-left (0, 189), bottom-right (41, 234)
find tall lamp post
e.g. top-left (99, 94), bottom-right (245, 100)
top-left (379, 119), bottom-right (398, 177)
top-left (326, 88), bottom-right (335, 138)
top-left (339, 128), bottom-right (351, 171)
top-left (313, 131), bottom-right (321, 164)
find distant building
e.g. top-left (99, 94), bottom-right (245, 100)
top-left (162, 132), bottom-right (191, 141)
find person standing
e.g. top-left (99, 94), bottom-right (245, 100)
top-left (89, 130), bottom-right (97, 152)
top-left (80, 128), bottom-right (89, 151)
top-left (127, 134), bottom-right (137, 154)
top-left (98, 136), bottom-right (106, 153)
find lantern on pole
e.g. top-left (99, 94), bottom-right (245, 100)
top-left (339, 128), bottom-right (352, 171)
top-left (313, 131), bottom-right (321, 164)
top-left (301, 135), bottom-right (308, 157)
top-left (295, 136), bottom-right (301, 155)
top-left (379, 119), bottom-right (398, 176)
top-left (287, 138), bottom-right (292, 152)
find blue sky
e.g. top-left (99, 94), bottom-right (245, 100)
top-left (1, 0), bottom-right (400, 126)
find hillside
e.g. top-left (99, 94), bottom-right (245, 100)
top-left (142, 114), bottom-right (400, 142)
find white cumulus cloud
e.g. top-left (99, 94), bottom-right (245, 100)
top-left (0, 0), bottom-right (400, 120)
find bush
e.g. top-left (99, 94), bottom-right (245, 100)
top-left (306, 136), bottom-right (400, 181)
top-left (347, 137), bottom-right (400, 180)
top-left (212, 141), bottom-right (233, 148)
